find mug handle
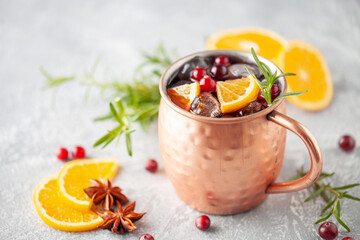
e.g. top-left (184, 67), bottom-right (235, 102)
top-left (266, 110), bottom-right (323, 194)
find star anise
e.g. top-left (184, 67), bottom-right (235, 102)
top-left (84, 179), bottom-right (129, 210)
top-left (97, 201), bottom-right (146, 234)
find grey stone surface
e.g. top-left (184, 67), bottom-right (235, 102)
top-left (1, 0), bottom-right (360, 239)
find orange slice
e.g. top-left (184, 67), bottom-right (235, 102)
top-left (33, 175), bottom-right (103, 232)
top-left (206, 28), bottom-right (287, 66)
top-left (167, 82), bottom-right (200, 110)
top-left (280, 40), bottom-right (333, 111)
top-left (216, 77), bottom-right (259, 113)
top-left (58, 158), bottom-right (119, 211)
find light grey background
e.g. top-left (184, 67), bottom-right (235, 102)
top-left (1, 0), bottom-right (360, 239)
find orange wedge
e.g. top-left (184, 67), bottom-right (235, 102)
top-left (206, 28), bottom-right (287, 66)
top-left (33, 175), bottom-right (103, 232)
top-left (216, 77), bottom-right (259, 113)
top-left (57, 158), bottom-right (119, 211)
top-left (280, 40), bottom-right (333, 111)
top-left (167, 82), bottom-right (200, 110)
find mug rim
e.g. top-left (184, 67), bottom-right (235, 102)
top-left (159, 49), bottom-right (287, 124)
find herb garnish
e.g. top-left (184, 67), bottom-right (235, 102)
top-left (290, 167), bottom-right (360, 231)
top-left (42, 43), bottom-right (175, 156)
top-left (245, 48), bottom-right (307, 105)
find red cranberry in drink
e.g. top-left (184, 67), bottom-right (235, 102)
top-left (146, 159), bottom-right (158, 173)
top-left (210, 65), bottom-right (229, 81)
top-left (342, 237), bottom-right (355, 240)
top-left (318, 222), bottom-right (338, 240)
top-left (271, 84), bottom-right (280, 100)
top-left (195, 215), bottom-right (210, 231)
top-left (71, 146), bottom-right (86, 159)
top-left (257, 89), bottom-right (264, 99)
top-left (55, 147), bottom-right (68, 161)
top-left (191, 67), bottom-right (208, 81)
top-left (139, 234), bottom-right (154, 240)
top-left (214, 55), bottom-right (231, 66)
top-left (199, 76), bottom-right (216, 92)
top-left (258, 98), bottom-right (268, 109)
top-left (339, 135), bottom-right (355, 152)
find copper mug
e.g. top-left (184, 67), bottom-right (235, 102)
top-left (158, 50), bottom-right (322, 215)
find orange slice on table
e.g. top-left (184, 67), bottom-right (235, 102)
top-left (57, 158), bottom-right (119, 211)
top-left (280, 40), bottom-right (333, 111)
top-left (216, 77), bottom-right (259, 113)
top-left (33, 175), bottom-right (103, 232)
top-left (167, 82), bottom-right (200, 110)
top-left (206, 28), bottom-right (287, 66)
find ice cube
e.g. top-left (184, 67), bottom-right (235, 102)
top-left (190, 92), bottom-right (222, 118)
top-left (229, 63), bottom-right (263, 79)
top-left (247, 101), bottom-right (263, 113)
top-left (177, 56), bottom-right (212, 80)
top-left (167, 78), bottom-right (193, 89)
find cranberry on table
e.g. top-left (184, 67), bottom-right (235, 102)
top-left (145, 159), bottom-right (158, 173)
top-left (318, 222), bottom-right (338, 240)
top-left (342, 237), bottom-right (355, 240)
top-left (195, 215), bottom-right (211, 231)
top-left (339, 135), bottom-right (356, 152)
top-left (191, 67), bottom-right (208, 81)
top-left (199, 76), bottom-right (217, 92)
top-left (271, 84), bottom-right (280, 100)
top-left (139, 234), bottom-right (154, 240)
top-left (209, 65), bottom-right (229, 81)
top-left (214, 55), bottom-right (231, 66)
top-left (71, 146), bottom-right (86, 159)
top-left (55, 147), bottom-right (68, 161)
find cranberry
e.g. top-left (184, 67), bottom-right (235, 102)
top-left (210, 65), bottom-right (229, 81)
top-left (71, 146), bottom-right (86, 159)
top-left (195, 215), bottom-right (210, 231)
top-left (191, 67), bottom-right (208, 81)
top-left (258, 98), bottom-right (268, 109)
top-left (214, 55), bottom-right (231, 66)
top-left (342, 237), bottom-right (355, 240)
top-left (339, 135), bottom-right (356, 152)
top-left (318, 222), bottom-right (338, 240)
top-left (139, 234), bottom-right (154, 240)
top-left (257, 89), bottom-right (265, 99)
top-left (199, 76), bottom-right (217, 92)
top-left (271, 84), bottom-right (281, 100)
top-left (146, 159), bottom-right (158, 173)
top-left (55, 147), bottom-right (68, 161)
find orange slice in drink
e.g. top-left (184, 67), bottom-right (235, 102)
top-left (280, 40), bottom-right (333, 111)
top-left (206, 28), bottom-right (287, 66)
top-left (57, 158), bottom-right (119, 211)
top-left (216, 77), bottom-right (259, 113)
top-left (33, 175), bottom-right (103, 232)
top-left (167, 82), bottom-right (200, 110)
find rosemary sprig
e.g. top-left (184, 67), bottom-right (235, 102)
top-left (245, 48), bottom-right (307, 105)
top-left (291, 167), bottom-right (360, 232)
top-left (42, 43), bottom-right (174, 156)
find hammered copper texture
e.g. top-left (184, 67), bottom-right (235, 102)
top-left (158, 100), bottom-right (287, 215)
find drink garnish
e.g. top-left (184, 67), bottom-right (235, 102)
top-left (216, 77), bottom-right (259, 113)
top-left (245, 48), bottom-right (307, 105)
